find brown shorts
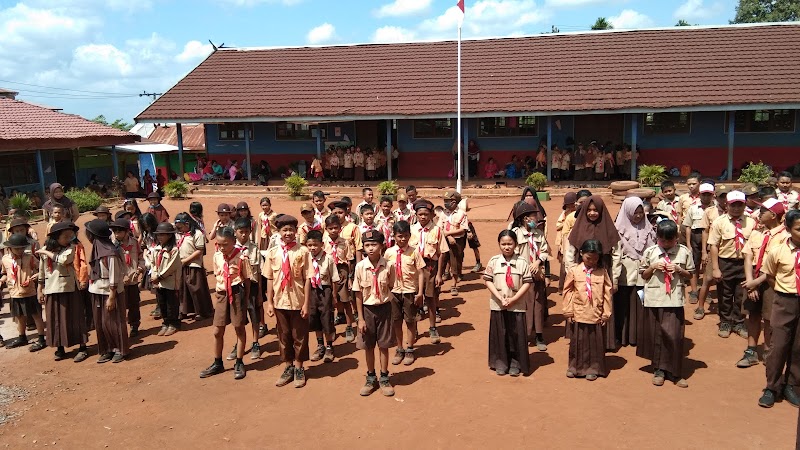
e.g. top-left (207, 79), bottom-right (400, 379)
top-left (213, 286), bottom-right (248, 328)
top-left (391, 292), bottom-right (418, 323)
top-left (336, 264), bottom-right (351, 303)
top-left (246, 279), bottom-right (263, 326)
top-left (356, 302), bottom-right (396, 350)
top-left (275, 308), bottom-right (310, 362)
top-left (743, 282), bottom-right (777, 318)
top-left (762, 284), bottom-right (777, 320)
top-left (308, 285), bottom-right (334, 335)
top-left (423, 257), bottom-right (440, 299)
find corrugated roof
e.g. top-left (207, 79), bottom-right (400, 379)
top-left (135, 23), bottom-right (800, 122)
top-left (147, 124), bottom-right (206, 150)
top-left (0, 98), bottom-right (139, 151)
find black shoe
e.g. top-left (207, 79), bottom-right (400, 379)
top-left (234, 361), bottom-right (246, 380)
top-left (784, 385), bottom-right (800, 408)
top-left (758, 389), bottom-right (776, 408)
top-left (129, 326), bottom-right (139, 338)
top-left (6, 336), bottom-right (28, 349)
top-left (334, 314), bottom-right (346, 326)
top-left (0, 335), bottom-right (5, 347)
top-left (199, 361), bottom-right (225, 378)
top-left (258, 324), bottom-right (268, 339)
top-left (111, 351), bottom-right (125, 363)
top-left (97, 352), bottom-right (114, 364)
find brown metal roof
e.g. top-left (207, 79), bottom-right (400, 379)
top-left (136, 23), bottom-right (800, 122)
top-left (0, 98), bottom-right (139, 151)
top-left (147, 124), bottom-right (206, 150)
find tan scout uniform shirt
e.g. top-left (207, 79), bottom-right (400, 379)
top-left (482, 255), bottom-right (532, 313)
top-left (263, 242), bottom-right (308, 310)
top-left (611, 242), bottom-right (645, 287)
top-left (116, 236), bottom-right (144, 286)
top-left (409, 221), bottom-right (449, 260)
top-left (39, 246), bottom-right (77, 295)
top-left (640, 244), bottom-right (694, 308)
top-left (178, 230), bottom-right (205, 268)
top-left (308, 251), bottom-right (340, 286)
top-left (2, 253), bottom-right (38, 298)
top-left (743, 225), bottom-right (788, 272)
top-left (384, 245), bottom-right (425, 294)
top-left (562, 264), bottom-right (612, 324)
top-left (236, 241), bottom-right (261, 282)
top-left (762, 239), bottom-right (800, 295)
top-left (148, 245), bottom-right (181, 290)
top-left (353, 257), bottom-right (392, 306)
top-left (213, 248), bottom-right (251, 293)
top-left (708, 214), bottom-right (757, 259)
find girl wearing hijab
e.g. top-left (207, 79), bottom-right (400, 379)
top-left (565, 195), bottom-right (621, 351)
top-left (43, 183), bottom-right (79, 222)
top-left (86, 219), bottom-right (129, 363)
top-left (611, 197), bottom-right (655, 347)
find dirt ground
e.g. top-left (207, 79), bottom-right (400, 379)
top-left (0, 193), bottom-right (797, 449)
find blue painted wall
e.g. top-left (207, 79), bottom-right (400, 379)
top-left (206, 121), bottom-right (357, 156)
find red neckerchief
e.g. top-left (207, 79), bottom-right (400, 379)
top-left (527, 232), bottom-right (540, 262)
top-left (222, 247), bottom-right (242, 303)
top-left (670, 199), bottom-right (679, 222)
top-left (792, 241), bottom-right (800, 294)
top-left (504, 260), bottom-right (514, 289)
top-left (733, 217), bottom-right (745, 254)
top-left (395, 247), bottom-right (404, 280)
top-left (382, 220), bottom-right (394, 248)
top-left (327, 237), bottom-right (340, 265)
top-left (10, 256), bottom-right (19, 285)
top-left (156, 248), bottom-right (168, 268)
top-left (261, 213), bottom-right (271, 236)
top-left (305, 220), bottom-right (322, 231)
top-left (368, 265), bottom-right (381, 299)
top-left (121, 241), bottom-right (134, 266)
top-left (191, 215), bottom-right (206, 234)
top-left (661, 248), bottom-right (673, 294)
top-left (584, 266), bottom-right (593, 303)
top-left (311, 252), bottom-right (324, 288)
top-left (755, 225), bottom-right (785, 274)
top-left (280, 242), bottom-right (297, 289)
top-left (177, 232), bottom-right (192, 249)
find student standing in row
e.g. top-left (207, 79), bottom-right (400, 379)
top-left (677, 173), bottom-right (702, 223)
top-left (511, 202), bottom-right (549, 351)
top-left (176, 213), bottom-right (213, 321)
top-left (776, 171), bottom-right (799, 211)
top-left (696, 185), bottom-right (730, 320)
top-left (146, 192), bottom-right (170, 223)
top-left (681, 183), bottom-right (715, 304)
top-left (758, 209), bottom-right (800, 408)
top-left (86, 219), bottom-right (129, 364)
top-left (329, 200), bottom-right (362, 338)
top-left (110, 218), bottom-right (144, 338)
top-left (409, 199), bottom-right (448, 342)
top-left (234, 218), bottom-right (264, 360)
top-left (209, 203), bottom-right (233, 241)
top-left (442, 191), bottom-right (469, 296)
top-left (639, 220), bottom-right (693, 387)
top-left (555, 192), bottom-right (578, 295)
top-left (149, 223), bottom-right (182, 336)
top-left (305, 230), bottom-right (340, 363)
top-left (1, 234), bottom-right (46, 351)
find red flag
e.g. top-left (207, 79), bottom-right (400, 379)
top-left (457, 0), bottom-right (465, 13)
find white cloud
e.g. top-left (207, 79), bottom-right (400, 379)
top-left (418, 0), bottom-right (549, 39)
top-left (609, 9), bottom-right (654, 29)
top-left (307, 23), bottom-right (336, 44)
top-left (217, 0), bottom-right (302, 6)
top-left (375, 0), bottom-right (433, 18)
top-left (176, 40), bottom-right (214, 63)
top-left (674, 0), bottom-right (725, 21)
top-left (71, 44), bottom-right (133, 77)
top-left (372, 26), bottom-right (417, 43)
top-left (544, 0), bottom-right (623, 6)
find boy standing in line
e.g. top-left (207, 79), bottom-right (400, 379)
top-left (681, 182), bottom-right (715, 303)
top-left (305, 230), bottom-right (340, 363)
top-left (410, 200), bottom-right (449, 337)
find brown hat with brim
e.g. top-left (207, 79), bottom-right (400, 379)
top-left (109, 218), bottom-right (131, 230)
top-left (147, 192), bottom-right (161, 200)
top-left (275, 215), bottom-right (298, 229)
top-left (153, 222), bottom-right (176, 235)
top-left (48, 221), bottom-right (78, 236)
top-left (93, 205), bottom-right (111, 216)
top-left (8, 218), bottom-right (30, 230)
top-left (2, 233), bottom-right (30, 249)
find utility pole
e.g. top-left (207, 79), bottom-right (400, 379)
top-left (139, 91), bottom-right (162, 102)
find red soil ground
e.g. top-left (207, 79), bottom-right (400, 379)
top-left (0, 194), bottom-right (796, 449)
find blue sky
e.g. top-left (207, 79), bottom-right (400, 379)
top-left (0, 0), bottom-right (740, 123)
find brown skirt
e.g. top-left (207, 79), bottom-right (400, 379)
top-left (179, 266), bottom-right (213, 317)
top-left (91, 292), bottom-right (130, 356)
top-left (488, 310), bottom-right (530, 374)
top-left (614, 286), bottom-right (643, 347)
top-left (636, 307), bottom-right (685, 377)
top-left (568, 321), bottom-right (608, 377)
top-left (525, 280), bottom-right (547, 336)
top-left (45, 291), bottom-right (87, 348)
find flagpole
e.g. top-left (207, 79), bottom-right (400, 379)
top-left (456, 22), bottom-right (462, 193)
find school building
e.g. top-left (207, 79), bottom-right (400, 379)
top-left (134, 23), bottom-right (800, 181)
top-left (0, 91), bottom-right (139, 195)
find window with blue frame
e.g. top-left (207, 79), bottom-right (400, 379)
top-left (478, 116), bottom-right (537, 137)
top-left (276, 122), bottom-right (324, 140)
top-left (413, 119), bottom-right (453, 138)
top-left (644, 112), bottom-right (690, 134)
top-left (725, 110), bottom-right (796, 133)
top-left (0, 154), bottom-right (39, 186)
top-left (218, 123), bottom-right (253, 141)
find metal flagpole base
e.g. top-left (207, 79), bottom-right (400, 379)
top-left (456, 179), bottom-right (462, 193)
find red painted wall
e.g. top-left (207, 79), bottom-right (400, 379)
top-left (637, 146), bottom-right (800, 177)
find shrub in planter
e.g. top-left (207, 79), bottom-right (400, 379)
top-left (637, 164), bottom-right (667, 187)
top-left (738, 161), bottom-right (773, 186)
top-left (164, 180), bottom-right (190, 199)
top-left (525, 172), bottom-right (548, 191)
top-left (377, 180), bottom-right (399, 197)
top-left (65, 188), bottom-right (103, 213)
top-left (284, 173), bottom-right (308, 198)
top-left (9, 193), bottom-right (32, 214)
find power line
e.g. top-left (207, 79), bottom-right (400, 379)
top-left (13, 88), bottom-right (137, 99)
top-left (0, 79), bottom-right (138, 96)
top-left (16, 93), bottom-right (139, 100)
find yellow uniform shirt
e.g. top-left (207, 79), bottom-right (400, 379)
top-left (708, 214), bottom-right (757, 259)
top-left (762, 239), bottom-right (800, 295)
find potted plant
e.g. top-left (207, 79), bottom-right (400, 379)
top-left (164, 180), bottom-right (190, 199)
top-left (738, 161), bottom-right (773, 185)
top-left (377, 180), bottom-right (399, 200)
top-left (284, 173), bottom-right (309, 200)
top-left (525, 172), bottom-right (550, 201)
top-left (9, 193), bottom-right (32, 216)
top-left (637, 164), bottom-right (667, 191)
top-left (64, 188), bottom-right (103, 213)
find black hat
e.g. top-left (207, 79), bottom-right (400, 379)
top-left (92, 205), bottom-right (111, 216)
top-left (147, 192), bottom-right (161, 200)
top-left (412, 199), bottom-right (434, 212)
top-left (236, 201), bottom-right (250, 210)
top-left (217, 203), bottom-right (232, 213)
top-left (115, 210), bottom-right (132, 220)
top-left (85, 219), bottom-right (112, 238)
top-left (48, 221), bottom-right (78, 236)
top-left (109, 218), bottom-right (131, 230)
top-left (328, 200), bottom-right (348, 211)
top-left (362, 230), bottom-right (384, 244)
top-left (3, 233), bottom-right (30, 249)
top-left (153, 222), bottom-right (176, 235)
top-left (513, 202), bottom-right (537, 220)
top-left (8, 218), bottom-right (30, 230)
top-left (275, 214), bottom-right (298, 229)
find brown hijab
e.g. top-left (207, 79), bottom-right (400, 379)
top-left (567, 195), bottom-right (620, 255)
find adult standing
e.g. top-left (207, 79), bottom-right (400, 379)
top-left (391, 145), bottom-right (400, 177)
top-left (143, 170), bottom-right (155, 196)
top-left (353, 147), bottom-right (365, 182)
top-left (43, 183), bottom-right (79, 222)
top-left (123, 171), bottom-right (141, 199)
top-left (467, 140), bottom-right (480, 178)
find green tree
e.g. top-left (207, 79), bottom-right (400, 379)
top-left (551, 25), bottom-right (560, 33)
top-left (591, 17), bottom-right (613, 30)
top-left (675, 19), bottom-right (692, 26)
top-left (91, 114), bottom-right (133, 131)
top-left (731, 0), bottom-right (800, 23)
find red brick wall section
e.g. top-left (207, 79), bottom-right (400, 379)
top-left (637, 147), bottom-right (800, 177)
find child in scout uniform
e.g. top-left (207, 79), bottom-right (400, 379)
top-left (511, 202), bottom-right (550, 351)
top-left (562, 239), bottom-right (612, 381)
top-left (354, 229), bottom-right (396, 396)
top-left (146, 192), bottom-right (170, 223)
top-left (298, 203), bottom-right (323, 244)
top-left (681, 182), bottom-right (715, 304)
top-left (37, 221), bottom-right (88, 362)
top-left (93, 205), bottom-right (113, 224)
top-left (639, 220), bottom-right (694, 388)
top-left (231, 218), bottom-right (264, 360)
top-left (409, 199), bottom-right (449, 341)
top-left (485, 229), bottom-right (533, 377)
top-left (739, 198), bottom-right (788, 368)
top-left (696, 184), bottom-right (730, 320)
top-left (175, 213), bottom-right (213, 321)
top-left (757, 209), bottom-right (800, 408)
top-left (393, 193), bottom-right (416, 225)
top-left (329, 200), bottom-right (362, 335)
top-left (235, 202), bottom-right (257, 242)
top-left (677, 173), bottom-right (702, 222)
top-left (358, 204), bottom-right (377, 236)
top-left (776, 171), bottom-right (799, 211)
top-left (109, 218), bottom-right (145, 338)
top-left (341, 196), bottom-right (361, 225)
top-left (311, 191), bottom-right (330, 224)
top-left (376, 196), bottom-right (395, 248)
top-left (742, 184), bottom-right (762, 222)
top-left (305, 230), bottom-right (340, 363)
top-left (208, 203), bottom-right (233, 241)
top-left (555, 192), bottom-right (578, 294)
top-left (122, 199), bottom-right (143, 240)
top-left (263, 215), bottom-right (311, 388)
top-left (657, 180), bottom-right (681, 224)
top-left (199, 226), bottom-right (250, 381)
top-left (708, 190), bottom-right (757, 338)
top-left (357, 187), bottom-right (376, 214)
top-left (1, 233), bottom-right (46, 351)
top-left (148, 222), bottom-right (182, 336)
top-left (85, 219), bottom-right (129, 364)
top-left (45, 203), bottom-right (65, 235)
top-left (442, 190), bottom-right (469, 296)
top-left (189, 201), bottom-right (206, 238)
top-left (323, 214), bottom-right (355, 342)
top-left (258, 197), bottom-right (277, 252)
top-left (385, 221), bottom-right (426, 366)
